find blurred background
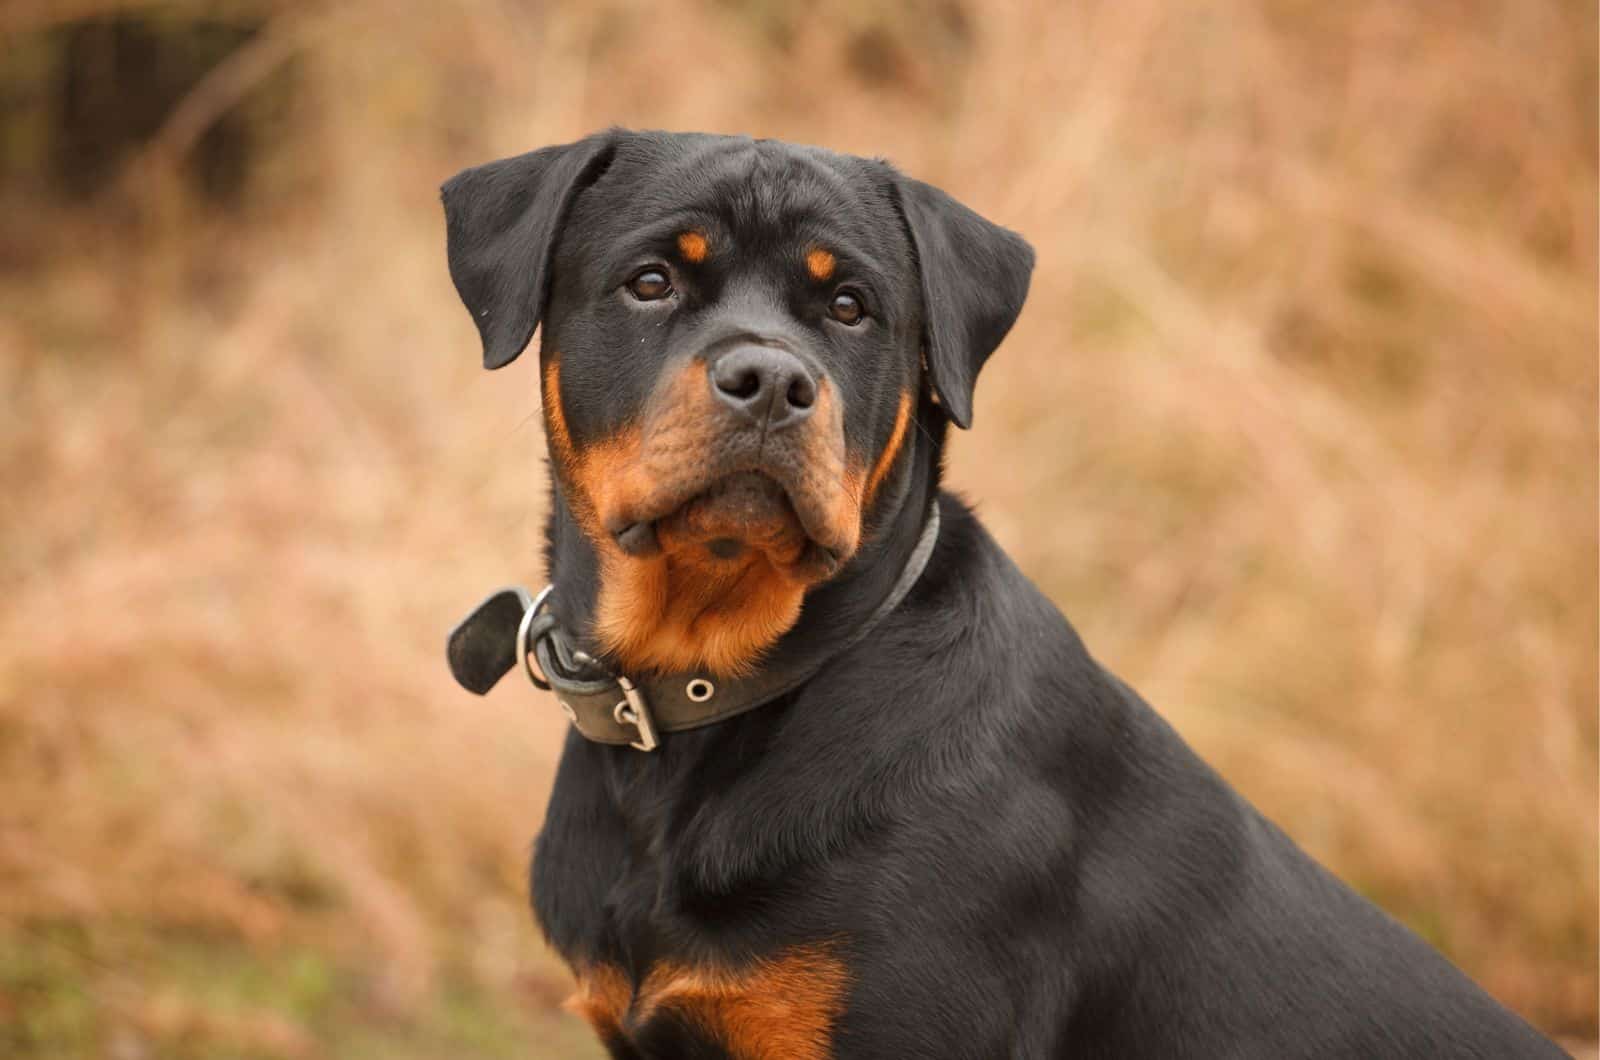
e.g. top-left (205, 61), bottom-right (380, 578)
top-left (1, 1), bottom-right (1595, 1056)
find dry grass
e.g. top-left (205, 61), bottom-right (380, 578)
top-left (1, 1), bottom-right (1594, 1055)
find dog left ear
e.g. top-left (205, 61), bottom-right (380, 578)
top-left (441, 130), bottom-right (617, 369)
top-left (892, 175), bottom-right (1034, 429)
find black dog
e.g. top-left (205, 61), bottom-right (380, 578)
top-left (442, 130), bottom-right (1563, 1058)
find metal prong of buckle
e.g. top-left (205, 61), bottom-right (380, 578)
top-left (612, 676), bottom-right (658, 752)
top-left (516, 584), bottom-right (556, 690)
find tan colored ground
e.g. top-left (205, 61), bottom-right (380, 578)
top-left (1, 1), bottom-right (1594, 1055)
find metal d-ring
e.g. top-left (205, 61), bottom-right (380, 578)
top-left (517, 584), bottom-right (556, 690)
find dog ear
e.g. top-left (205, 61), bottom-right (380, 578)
top-left (892, 175), bottom-right (1034, 429)
top-left (441, 131), bottom-right (617, 369)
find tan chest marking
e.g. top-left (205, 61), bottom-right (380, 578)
top-left (569, 945), bottom-right (851, 1059)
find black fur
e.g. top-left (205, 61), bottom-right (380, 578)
top-left (892, 174), bottom-right (1033, 428)
top-left (442, 131), bottom-right (615, 369)
top-left (442, 130), bottom-right (1564, 1058)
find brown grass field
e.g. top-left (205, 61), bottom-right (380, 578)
top-left (1, 1), bottom-right (1595, 1056)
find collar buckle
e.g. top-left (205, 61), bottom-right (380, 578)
top-left (517, 584), bottom-right (659, 752)
top-left (612, 676), bottom-right (659, 752)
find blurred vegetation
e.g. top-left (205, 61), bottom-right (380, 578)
top-left (1, 10), bottom-right (280, 201)
top-left (0, 1), bottom-right (1594, 1057)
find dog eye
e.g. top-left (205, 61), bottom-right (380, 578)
top-left (627, 268), bottom-right (673, 301)
top-left (829, 290), bottom-right (865, 326)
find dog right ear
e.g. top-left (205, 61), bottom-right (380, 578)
top-left (441, 131), bottom-right (617, 369)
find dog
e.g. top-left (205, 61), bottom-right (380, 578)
top-left (441, 130), bottom-right (1565, 1058)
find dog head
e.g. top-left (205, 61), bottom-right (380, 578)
top-left (443, 130), bottom-right (1032, 676)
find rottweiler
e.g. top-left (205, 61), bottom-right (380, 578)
top-left (441, 130), bottom-right (1564, 1059)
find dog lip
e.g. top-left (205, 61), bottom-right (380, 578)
top-left (613, 520), bottom-right (662, 557)
top-left (607, 465), bottom-right (847, 558)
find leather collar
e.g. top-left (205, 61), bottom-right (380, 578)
top-left (447, 503), bottom-right (940, 751)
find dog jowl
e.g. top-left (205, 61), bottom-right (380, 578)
top-left (442, 131), bottom-right (1564, 1060)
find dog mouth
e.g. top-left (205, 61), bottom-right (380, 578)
top-left (607, 469), bottom-right (844, 578)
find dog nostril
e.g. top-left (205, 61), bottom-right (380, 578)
top-left (786, 375), bottom-right (816, 410)
top-left (716, 367), bottom-right (762, 401)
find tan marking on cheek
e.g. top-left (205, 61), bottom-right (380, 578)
top-left (544, 353), bottom-right (647, 536)
top-left (636, 944), bottom-right (851, 1059)
top-left (542, 357), bottom-right (574, 467)
top-left (585, 360), bottom-right (709, 535)
top-left (799, 383), bottom-right (861, 559)
top-left (863, 389), bottom-right (914, 506)
top-left (805, 247), bottom-right (835, 282)
top-left (678, 230), bottom-right (710, 263)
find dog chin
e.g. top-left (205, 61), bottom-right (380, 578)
top-left (610, 471), bottom-right (846, 579)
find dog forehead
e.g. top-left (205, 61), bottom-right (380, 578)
top-left (581, 133), bottom-right (904, 255)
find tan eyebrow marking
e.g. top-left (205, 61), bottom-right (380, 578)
top-left (677, 230), bottom-right (709, 263)
top-left (805, 247), bottom-right (836, 282)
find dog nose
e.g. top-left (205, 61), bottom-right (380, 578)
top-left (709, 347), bottom-right (817, 430)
